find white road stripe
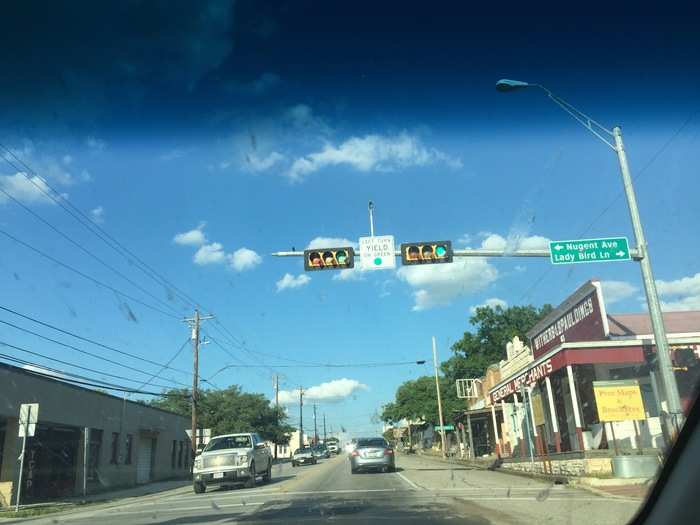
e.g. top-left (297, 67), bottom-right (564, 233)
top-left (107, 501), bottom-right (265, 516)
top-left (395, 472), bottom-right (420, 490)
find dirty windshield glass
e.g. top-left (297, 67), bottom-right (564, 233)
top-left (0, 2), bottom-right (698, 525)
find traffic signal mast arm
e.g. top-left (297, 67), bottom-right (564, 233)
top-left (272, 248), bottom-right (642, 259)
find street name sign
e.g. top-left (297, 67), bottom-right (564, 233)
top-left (18, 403), bottom-right (39, 437)
top-left (549, 237), bottom-right (630, 265)
top-left (359, 235), bottom-right (396, 270)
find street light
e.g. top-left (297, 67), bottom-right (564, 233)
top-left (496, 78), bottom-right (684, 438)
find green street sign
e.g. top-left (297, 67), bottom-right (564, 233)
top-left (434, 425), bottom-right (454, 431)
top-left (550, 237), bottom-right (631, 265)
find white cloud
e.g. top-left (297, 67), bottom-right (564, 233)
top-left (62, 154), bottom-right (73, 165)
top-left (86, 137), bottom-right (106, 151)
top-left (245, 151), bottom-right (285, 172)
top-left (278, 378), bottom-right (368, 404)
top-left (286, 132), bottom-right (462, 182)
top-left (601, 280), bottom-right (638, 305)
top-left (90, 205), bottom-right (105, 224)
top-left (194, 242), bottom-right (226, 265)
top-left (470, 297), bottom-right (508, 314)
top-left (276, 273), bottom-right (311, 292)
top-left (306, 237), bottom-right (358, 250)
top-left (173, 223), bottom-right (207, 246)
top-left (397, 257), bottom-right (498, 311)
top-left (656, 273), bottom-right (700, 311)
top-left (284, 104), bottom-right (332, 135)
top-left (229, 247), bottom-right (262, 272)
top-left (480, 233), bottom-right (551, 252)
top-left (0, 173), bottom-right (55, 205)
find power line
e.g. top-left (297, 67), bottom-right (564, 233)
top-left (0, 184), bottom-right (183, 318)
top-left (0, 318), bottom-right (191, 388)
top-left (0, 352), bottom-right (185, 397)
top-left (0, 144), bottom-right (263, 366)
top-left (133, 338), bottom-right (191, 392)
top-left (0, 146), bottom-right (196, 313)
top-left (0, 339), bottom-right (181, 390)
top-left (0, 227), bottom-right (179, 319)
top-left (0, 304), bottom-right (192, 376)
top-left (207, 360), bottom-right (428, 369)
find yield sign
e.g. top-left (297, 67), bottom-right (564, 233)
top-left (359, 235), bottom-right (396, 270)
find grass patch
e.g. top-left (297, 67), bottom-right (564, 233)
top-left (0, 504), bottom-right (75, 518)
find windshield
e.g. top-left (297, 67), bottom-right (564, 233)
top-left (1, 3), bottom-right (698, 525)
top-left (203, 436), bottom-right (251, 452)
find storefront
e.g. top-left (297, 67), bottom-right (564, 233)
top-left (0, 363), bottom-right (191, 507)
top-left (488, 280), bottom-right (700, 458)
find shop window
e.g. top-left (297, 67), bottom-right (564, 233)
top-left (110, 432), bottom-right (120, 464)
top-left (125, 434), bottom-right (133, 464)
top-left (184, 447), bottom-right (190, 470)
top-left (171, 440), bottom-right (177, 468)
top-left (178, 441), bottom-right (183, 468)
top-left (87, 429), bottom-right (103, 481)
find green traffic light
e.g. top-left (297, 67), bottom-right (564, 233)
top-left (336, 250), bottom-right (347, 264)
top-left (435, 245), bottom-right (447, 257)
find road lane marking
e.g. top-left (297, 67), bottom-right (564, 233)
top-left (396, 472), bottom-right (419, 490)
top-left (106, 501), bottom-right (265, 516)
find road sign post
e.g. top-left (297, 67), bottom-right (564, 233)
top-left (16, 403), bottom-right (38, 512)
top-left (359, 235), bottom-right (396, 270)
top-left (549, 237), bottom-right (630, 265)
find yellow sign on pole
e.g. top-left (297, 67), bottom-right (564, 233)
top-left (593, 380), bottom-right (646, 422)
top-left (531, 388), bottom-right (546, 426)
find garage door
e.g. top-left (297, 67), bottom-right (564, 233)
top-left (136, 437), bottom-right (153, 484)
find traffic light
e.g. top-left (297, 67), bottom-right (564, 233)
top-left (400, 241), bottom-right (453, 265)
top-left (304, 247), bottom-right (355, 271)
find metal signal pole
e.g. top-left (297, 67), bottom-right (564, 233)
top-left (323, 413), bottom-right (327, 443)
top-left (313, 404), bottom-right (318, 445)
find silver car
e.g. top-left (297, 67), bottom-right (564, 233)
top-left (349, 437), bottom-right (395, 474)
top-left (291, 446), bottom-right (317, 466)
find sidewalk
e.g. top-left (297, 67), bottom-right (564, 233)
top-left (413, 448), bottom-right (653, 499)
top-left (65, 479), bottom-right (191, 505)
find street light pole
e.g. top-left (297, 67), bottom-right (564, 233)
top-left (495, 79), bottom-right (684, 437)
top-left (613, 126), bottom-right (683, 431)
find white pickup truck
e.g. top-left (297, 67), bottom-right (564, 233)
top-left (192, 432), bottom-right (272, 493)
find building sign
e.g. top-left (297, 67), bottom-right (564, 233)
top-left (593, 380), bottom-right (646, 422)
top-left (527, 281), bottom-right (608, 359)
top-left (491, 358), bottom-right (556, 403)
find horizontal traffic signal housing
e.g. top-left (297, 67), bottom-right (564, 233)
top-left (400, 241), bottom-right (453, 265)
top-left (304, 247), bottom-right (355, 271)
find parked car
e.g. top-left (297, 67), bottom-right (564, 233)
top-left (312, 444), bottom-right (330, 459)
top-left (292, 446), bottom-right (317, 466)
top-left (192, 433), bottom-right (272, 493)
top-left (350, 437), bottom-right (395, 474)
top-left (327, 442), bottom-right (339, 454)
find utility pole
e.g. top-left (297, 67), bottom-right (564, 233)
top-left (274, 374), bottom-right (279, 460)
top-left (313, 404), bottom-right (318, 445)
top-left (299, 387), bottom-right (304, 449)
top-left (432, 336), bottom-right (448, 459)
top-left (323, 413), bottom-right (327, 443)
top-left (184, 309), bottom-right (213, 459)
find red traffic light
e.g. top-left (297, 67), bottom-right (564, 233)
top-left (400, 241), bottom-right (453, 266)
top-left (304, 247), bottom-right (355, 271)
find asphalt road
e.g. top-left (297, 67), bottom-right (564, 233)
top-left (20, 453), bottom-right (644, 524)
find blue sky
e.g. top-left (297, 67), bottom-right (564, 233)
top-left (1, 2), bottom-right (699, 437)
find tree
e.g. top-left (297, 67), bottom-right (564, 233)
top-left (150, 386), bottom-right (294, 443)
top-left (381, 375), bottom-right (462, 426)
top-left (441, 304), bottom-right (552, 384)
